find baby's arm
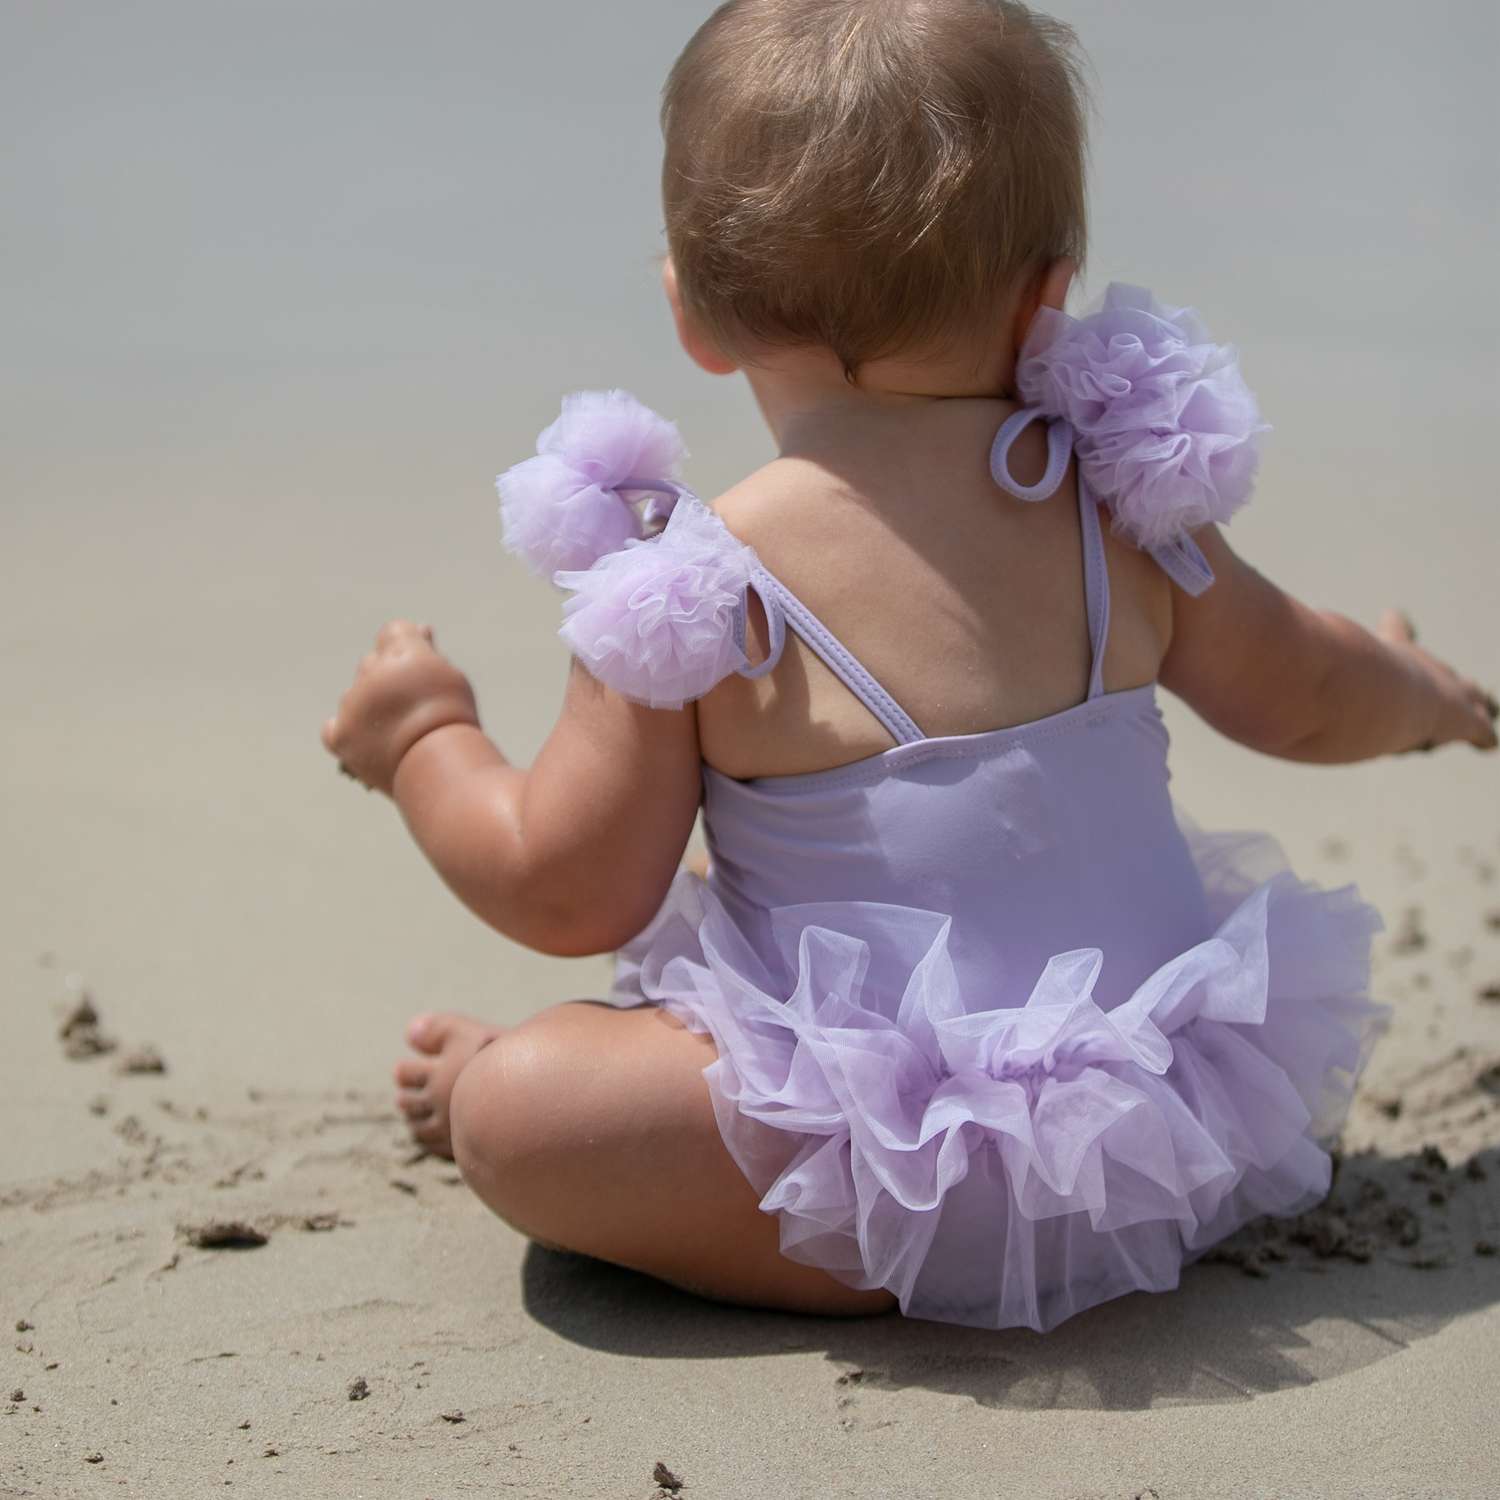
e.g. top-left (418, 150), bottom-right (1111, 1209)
top-left (322, 622), bottom-right (700, 956)
top-left (1158, 527), bottom-right (1497, 762)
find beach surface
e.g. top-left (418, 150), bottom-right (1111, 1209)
top-left (4, 2), bottom-right (1498, 1495)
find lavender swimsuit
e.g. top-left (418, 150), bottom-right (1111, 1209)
top-left (498, 287), bottom-right (1387, 1332)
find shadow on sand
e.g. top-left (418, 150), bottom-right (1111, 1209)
top-left (520, 1144), bottom-right (1500, 1411)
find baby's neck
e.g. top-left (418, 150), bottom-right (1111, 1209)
top-left (743, 340), bottom-right (1019, 455)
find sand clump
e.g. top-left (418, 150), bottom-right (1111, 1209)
top-left (1206, 1044), bottom-right (1500, 1279)
top-left (115, 1045), bottom-right (167, 1075)
top-left (178, 1220), bottom-right (269, 1250)
top-left (58, 992), bottom-right (116, 1060)
top-left (1389, 906), bottom-right (1428, 955)
top-left (653, 1460), bottom-right (686, 1493)
top-left (57, 988), bottom-right (168, 1074)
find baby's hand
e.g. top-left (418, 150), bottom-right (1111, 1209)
top-left (1377, 610), bottom-right (1498, 753)
top-left (322, 621), bottom-right (481, 794)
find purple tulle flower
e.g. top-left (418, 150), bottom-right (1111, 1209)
top-left (1017, 284), bottom-right (1269, 548)
top-left (497, 389), bottom-right (688, 577)
top-left (555, 498), bottom-right (759, 709)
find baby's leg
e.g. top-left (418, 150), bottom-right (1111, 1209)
top-left (446, 1000), bottom-right (897, 1318)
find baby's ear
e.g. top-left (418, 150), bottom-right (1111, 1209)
top-left (1011, 257), bottom-right (1077, 350)
top-left (1038, 257), bottom-right (1076, 313)
top-left (661, 257), bottom-right (738, 376)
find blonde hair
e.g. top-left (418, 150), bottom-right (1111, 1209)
top-left (662, 0), bottom-right (1089, 378)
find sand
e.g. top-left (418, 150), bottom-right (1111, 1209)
top-left (5, 1), bottom-right (1499, 1493)
top-left (4, 555), bottom-right (1499, 1499)
top-left (4, 846), bottom-right (1500, 1500)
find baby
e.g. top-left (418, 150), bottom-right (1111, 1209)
top-left (322, 0), bottom-right (1496, 1330)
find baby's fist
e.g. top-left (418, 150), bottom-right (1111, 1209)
top-left (323, 620), bottom-right (481, 794)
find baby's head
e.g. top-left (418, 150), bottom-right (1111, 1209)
top-left (660, 0), bottom-right (1088, 390)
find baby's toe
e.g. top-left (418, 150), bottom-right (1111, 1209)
top-left (405, 1013), bottom-right (443, 1052)
top-left (394, 1058), bottom-right (430, 1090)
top-left (409, 1113), bottom-right (451, 1151)
top-left (397, 1091), bottom-right (435, 1121)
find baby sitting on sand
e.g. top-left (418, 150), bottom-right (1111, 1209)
top-left (322, 0), bottom-right (1496, 1330)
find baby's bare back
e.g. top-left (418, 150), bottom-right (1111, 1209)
top-left (698, 397), bottom-right (1173, 781)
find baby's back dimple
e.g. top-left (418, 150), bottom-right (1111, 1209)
top-left (702, 694), bottom-right (1213, 1014)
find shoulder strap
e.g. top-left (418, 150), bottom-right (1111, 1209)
top-left (1146, 535), bottom-right (1216, 595)
top-left (992, 408), bottom-right (1112, 700)
top-left (993, 406), bottom-right (1219, 600)
top-left (1076, 475), bottom-right (1111, 700)
top-left (737, 566), bottom-right (925, 747)
top-left (989, 407), bottom-right (1075, 499)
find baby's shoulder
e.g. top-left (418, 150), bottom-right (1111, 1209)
top-left (708, 456), bottom-right (830, 541)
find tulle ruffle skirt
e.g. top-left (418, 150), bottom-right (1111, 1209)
top-left (609, 823), bottom-right (1386, 1332)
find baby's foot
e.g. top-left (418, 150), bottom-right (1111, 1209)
top-left (394, 1012), bottom-right (505, 1158)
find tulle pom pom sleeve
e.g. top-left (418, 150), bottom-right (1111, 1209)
top-left (1017, 284), bottom-right (1269, 550)
top-left (555, 499), bottom-right (760, 710)
top-left (497, 389), bottom-right (688, 577)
